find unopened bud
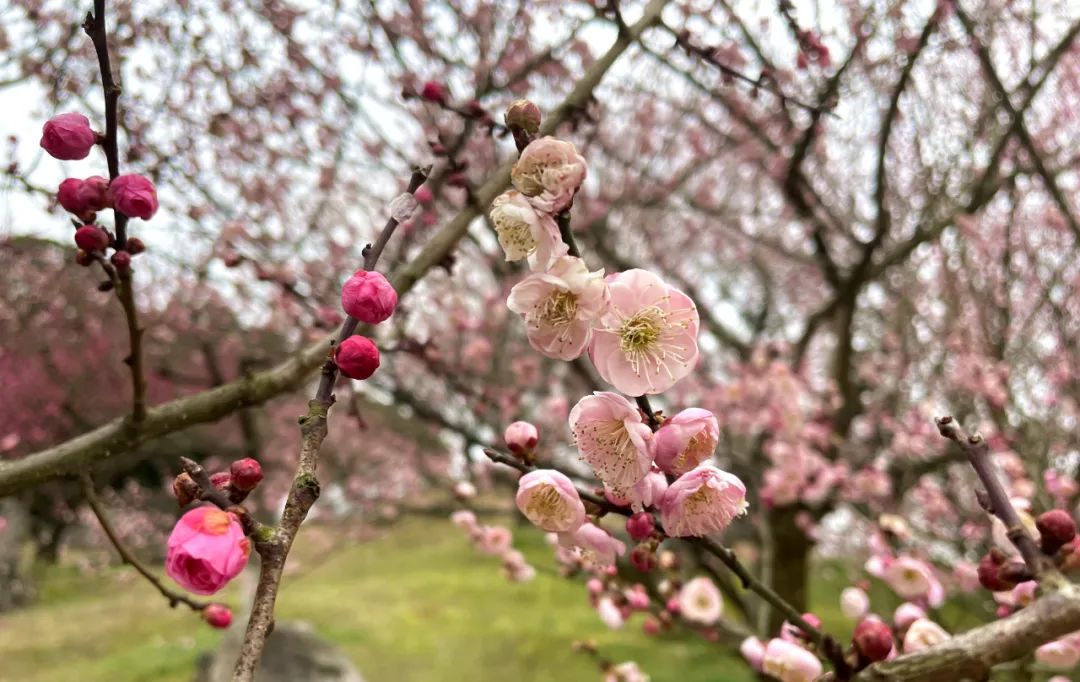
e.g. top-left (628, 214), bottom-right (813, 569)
top-left (229, 458), bottom-right (263, 492)
top-left (202, 603), bottom-right (233, 629)
top-left (172, 472), bottom-right (199, 507)
top-left (1037, 509), bottom-right (1077, 555)
top-left (626, 512), bottom-right (655, 542)
top-left (504, 99), bottom-right (542, 135)
top-left (853, 617), bottom-right (893, 662)
top-left (110, 250), bottom-right (131, 272)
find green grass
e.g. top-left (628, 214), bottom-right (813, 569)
top-left (0, 517), bottom-right (750, 682)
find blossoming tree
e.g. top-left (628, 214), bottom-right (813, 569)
top-left (5, 0), bottom-right (1080, 680)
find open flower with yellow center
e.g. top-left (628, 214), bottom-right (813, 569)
top-left (659, 464), bottom-right (748, 538)
top-left (588, 269), bottom-right (699, 396)
top-left (510, 136), bottom-right (587, 214)
top-left (515, 469), bottom-right (587, 533)
top-left (569, 391), bottom-right (654, 492)
top-left (677, 576), bottom-right (723, 624)
top-left (489, 190), bottom-right (567, 269)
top-left (507, 256), bottom-right (608, 360)
top-left (651, 408), bottom-right (719, 476)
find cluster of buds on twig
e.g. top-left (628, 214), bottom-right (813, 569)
top-left (173, 457), bottom-right (264, 507)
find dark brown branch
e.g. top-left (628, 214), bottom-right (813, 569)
top-left (81, 472), bottom-right (209, 612)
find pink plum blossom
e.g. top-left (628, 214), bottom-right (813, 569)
top-left (165, 506), bottom-right (250, 595)
top-left (475, 526), bottom-right (513, 555)
top-left (110, 174), bottom-right (158, 220)
top-left (651, 408), bottom-right (719, 475)
top-left (569, 392), bottom-right (653, 491)
top-left (341, 269), bottom-right (398, 324)
top-left (603, 661), bottom-right (649, 682)
top-left (605, 470), bottom-right (668, 512)
top-left (659, 465), bottom-right (748, 538)
top-left (489, 190), bottom-right (567, 269)
top-left (902, 619), bottom-right (950, 653)
top-left (588, 269), bottom-right (699, 395)
top-left (840, 586), bottom-right (870, 620)
top-left (559, 521), bottom-right (626, 567)
top-left (677, 576), bottom-right (723, 624)
top-left (515, 469), bottom-right (587, 533)
top-left (510, 136), bottom-right (587, 213)
top-left (504, 421), bottom-right (539, 454)
top-left (762, 638), bottom-right (823, 682)
top-left (506, 256), bottom-right (608, 360)
top-left (740, 637), bottom-right (766, 671)
top-left (597, 595), bottom-right (624, 629)
top-left (882, 556), bottom-right (943, 604)
top-left (40, 113), bottom-right (97, 160)
top-left (894, 602), bottom-right (926, 630)
top-left (450, 510), bottom-right (478, 531)
top-left (1036, 637), bottom-right (1080, 670)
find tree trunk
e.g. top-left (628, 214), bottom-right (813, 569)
top-left (766, 505), bottom-right (813, 634)
top-left (0, 498), bottom-right (36, 611)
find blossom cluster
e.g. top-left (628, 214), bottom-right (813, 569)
top-left (450, 510), bottom-right (536, 583)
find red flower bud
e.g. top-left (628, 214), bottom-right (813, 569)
top-left (626, 512), bottom-right (655, 542)
top-left (629, 544), bottom-right (657, 572)
top-left (202, 603), bottom-right (233, 629)
top-left (126, 237), bottom-right (146, 254)
top-left (853, 617), bottom-right (894, 662)
top-left (335, 336), bottom-right (380, 380)
top-left (341, 269), bottom-right (398, 324)
top-left (977, 550), bottom-right (1015, 591)
top-left (172, 472), bottom-right (199, 507)
top-left (57, 178), bottom-right (89, 215)
top-left (110, 250), bottom-right (131, 272)
top-left (111, 173), bottom-right (158, 220)
top-left (40, 113), bottom-right (97, 160)
top-left (209, 471), bottom-right (232, 490)
top-left (75, 250), bottom-right (94, 267)
top-left (74, 225), bottom-right (109, 252)
top-left (420, 81), bottom-right (448, 105)
top-left (79, 176), bottom-right (112, 211)
top-left (229, 458), bottom-right (263, 492)
top-left (1037, 509), bottom-right (1077, 555)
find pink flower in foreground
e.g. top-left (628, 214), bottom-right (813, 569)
top-left (510, 136), bottom-right (587, 214)
top-left (335, 336), bottom-right (380, 379)
top-left (515, 469), bottom-right (587, 533)
top-left (110, 174), bottom-right (158, 220)
top-left (40, 112), bottom-right (97, 160)
top-left (489, 190), bottom-right (567, 269)
top-left (677, 576), bottom-right (723, 624)
top-left (504, 420), bottom-right (539, 454)
top-left (165, 507), bottom-right (250, 595)
top-left (762, 638), bottom-right (823, 682)
top-left (651, 408), bottom-right (719, 476)
top-left (740, 637), bottom-right (766, 671)
top-left (588, 269), bottom-right (699, 395)
top-left (507, 256), bottom-right (608, 360)
top-left (569, 392), bottom-right (653, 491)
top-left (341, 269), bottom-right (398, 324)
top-left (902, 619), bottom-right (950, 653)
top-left (1036, 637), bottom-right (1080, 670)
top-left (559, 521), bottom-right (625, 567)
top-left (659, 465), bottom-right (748, 538)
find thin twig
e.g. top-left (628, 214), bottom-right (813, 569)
top-left (81, 472), bottom-right (209, 611)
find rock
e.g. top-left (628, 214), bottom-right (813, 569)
top-left (194, 621), bottom-right (364, 682)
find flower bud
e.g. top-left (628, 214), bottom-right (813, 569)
top-left (626, 512), bottom-right (655, 542)
top-left (166, 508), bottom-right (249, 594)
top-left (341, 269), bottom-right (398, 324)
top-left (74, 225), bottom-right (109, 252)
top-left (853, 617), bottom-right (894, 662)
top-left (229, 458), bottom-right (263, 492)
top-left (415, 186), bottom-right (434, 204)
top-left (110, 251), bottom-right (131, 272)
top-left (172, 472), bottom-right (199, 507)
top-left (503, 421), bottom-right (538, 455)
top-left (420, 80), bottom-right (448, 105)
top-left (629, 544), bottom-right (657, 572)
top-left (1037, 509), bottom-right (1077, 555)
top-left (126, 237), bottom-right (146, 254)
top-left (642, 616), bottom-right (660, 636)
top-left (78, 176), bottom-right (112, 211)
top-left (40, 113), bottom-right (97, 160)
top-left (504, 99), bottom-right (542, 135)
top-left (75, 250), bottom-right (94, 267)
top-left (977, 550), bottom-right (1016, 591)
top-left (110, 174), bottom-right (158, 220)
top-left (336, 335), bottom-right (380, 380)
top-left (57, 178), bottom-right (89, 215)
top-left (202, 603), bottom-right (233, 629)
top-left (209, 471), bottom-right (232, 490)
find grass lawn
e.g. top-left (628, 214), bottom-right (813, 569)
top-left (0, 516), bottom-right (753, 682)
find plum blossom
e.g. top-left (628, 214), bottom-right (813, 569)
top-left (489, 190), bottom-right (567, 269)
top-left (40, 112), bottom-right (97, 160)
top-left (882, 557), bottom-right (944, 605)
top-left (476, 526), bottom-right (513, 555)
top-left (603, 661), bottom-right (649, 682)
top-left (677, 576), bottom-right (723, 624)
top-left (605, 470), bottom-right (668, 513)
top-left (450, 510), bottom-right (478, 531)
top-left (588, 269), bottom-right (699, 395)
top-left (510, 136), bottom-right (587, 213)
top-left (507, 256), bottom-right (608, 360)
top-left (165, 506), bottom-right (250, 595)
top-left (740, 637), bottom-right (766, 671)
top-left (894, 602), bottom-right (926, 630)
top-left (504, 421), bottom-right (539, 454)
top-left (597, 596), bottom-right (624, 629)
top-left (903, 619), bottom-right (950, 653)
top-left (1035, 636), bottom-right (1080, 670)
top-left (341, 269), bottom-right (397, 324)
top-left (840, 586), bottom-right (870, 620)
top-left (569, 392), bottom-right (653, 491)
top-left (110, 174), bottom-right (158, 220)
top-left (559, 521), bottom-right (626, 567)
top-left (515, 469), bottom-right (587, 533)
top-left (651, 408), bottom-right (719, 475)
top-left (659, 465), bottom-right (748, 538)
top-left (762, 638), bottom-right (823, 682)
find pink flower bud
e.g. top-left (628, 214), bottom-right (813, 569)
top-left (336, 335), bottom-right (380, 380)
top-left (40, 113), bottom-right (97, 160)
top-left (57, 178), bottom-right (90, 215)
top-left (642, 617), bottom-right (661, 636)
top-left (75, 250), bottom-right (94, 267)
top-left (586, 577), bottom-right (604, 595)
top-left (740, 637), bottom-right (765, 671)
top-left (504, 421), bottom-right (538, 454)
top-left (626, 512), bottom-right (655, 541)
top-left (209, 471), bottom-right (232, 490)
top-left (762, 638), bottom-right (822, 682)
top-left (341, 269), bottom-right (398, 324)
top-left (1037, 509), bottom-right (1077, 554)
top-left (74, 225), bottom-right (109, 252)
top-left (420, 80), bottom-right (448, 104)
top-left (203, 603), bottom-right (233, 629)
top-left (840, 586), bottom-right (870, 620)
top-left (414, 185), bottom-right (434, 204)
top-left (165, 507), bottom-right (250, 595)
top-left (978, 550), bottom-right (1017, 591)
top-left (629, 544), bottom-right (656, 572)
top-left (229, 458), bottom-right (263, 492)
top-left (110, 174), bottom-right (159, 220)
top-left (79, 176), bottom-right (112, 211)
top-left (853, 617), bottom-right (893, 662)
top-left (504, 99), bottom-right (542, 135)
top-left (111, 251), bottom-right (131, 271)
